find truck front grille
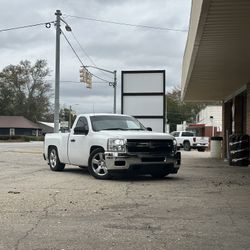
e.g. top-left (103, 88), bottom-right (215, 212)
top-left (126, 139), bottom-right (173, 154)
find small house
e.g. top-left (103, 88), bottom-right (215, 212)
top-left (0, 116), bottom-right (42, 136)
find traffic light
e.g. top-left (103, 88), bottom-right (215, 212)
top-left (85, 71), bottom-right (92, 89)
top-left (79, 66), bottom-right (92, 89)
top-left (80, 66), bottom-right (87, 83)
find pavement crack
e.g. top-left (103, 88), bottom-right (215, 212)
top-left (125, 181), bottom-right (139, 208)
top-left (224, 199), bottom-right (237, 227)
top-left (14, 191), bottom-right (59, 250)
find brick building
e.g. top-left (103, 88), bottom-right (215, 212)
top-left (188, 105), bottom-right (222, 137)
top-left (181, 0), bottom-right (250, 161)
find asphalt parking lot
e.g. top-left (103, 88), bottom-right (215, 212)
top-left (0, 142), bottom-right (250, 250)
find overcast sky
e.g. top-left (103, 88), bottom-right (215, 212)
top-left (0, 0), bottom-right (191, 114)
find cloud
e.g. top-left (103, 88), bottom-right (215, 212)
top-left (0, 0), bottom-right (191, 115)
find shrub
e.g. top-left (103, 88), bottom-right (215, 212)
top-left (0, 135), bottom-right (44, 142)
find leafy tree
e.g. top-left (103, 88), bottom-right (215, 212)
top-left (166, 87), bottom-right (206, 132)
top-left (60, 107), bottom-right (77, 128)
top-left (0, 60), bottom-right (51, 121)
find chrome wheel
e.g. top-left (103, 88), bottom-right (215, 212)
top-left (91, 152), bottom-right (108, 176)
top-left (49, 149), bottom-right (57, 168)
top-left (48, 147), bottom-right (65, 171)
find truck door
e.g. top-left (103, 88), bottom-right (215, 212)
top-left (68, 116), bottom-right (89, 166)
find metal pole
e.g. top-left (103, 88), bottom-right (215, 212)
top-left (54, 10), bottom-right (61, 133)
top-left (69, 105), bottom-right (72, 129)
top-left (113, 70), bottom-right (117, 114)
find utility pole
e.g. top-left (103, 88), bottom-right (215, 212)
top-left (69, 105), bottom-right (72, 129)
top-left (54, 10), bottom-right (61, 133)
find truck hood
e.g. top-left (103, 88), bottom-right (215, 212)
top-left (97, 130), bottom-right (174, 140)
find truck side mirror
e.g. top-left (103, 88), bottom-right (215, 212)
top-left (146, 127), bottom-right (152, 131)
top-left (74, 126), bottom-right (88, 135)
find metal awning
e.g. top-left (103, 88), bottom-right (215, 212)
top-left (181, 0), bottom-right (250, 102)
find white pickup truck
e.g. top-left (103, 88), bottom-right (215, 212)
top-left (170, 131), bottom-right (209, 152)
top-left (43, 113), bottom-right (181, 179)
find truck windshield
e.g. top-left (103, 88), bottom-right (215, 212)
top-left (90, 115), bottom-right (146, 132)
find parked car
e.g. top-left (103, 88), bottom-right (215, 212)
top-left (170, 131), bottom-right (209, 152)
top-left (43, 114), bottom-right (181, 179)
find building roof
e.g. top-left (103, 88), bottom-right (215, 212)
top-left (0, 116), bottom-right (41, 129)
top-left (37, 121), bottom-right (54, 128)
top-left (181, 0), bottom-right (250, 101)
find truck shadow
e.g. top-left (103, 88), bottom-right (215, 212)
top-left (110, 174), bottom-right (183, 182)
top-left (62, 167), bottom-right (183, 182)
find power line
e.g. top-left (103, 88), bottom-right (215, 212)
top-left (63, 14), bottom-right (188, 32)
top-left (47, 80), bottom-right (108, 84)
top-left (67, 25), bottom-right (113, 80)
top-left (0, 21), bottom-right (55, 33)
top-left (60, 30), bottom-right (110, 83)
top-left (71, 31), bottom-right (97, 67)
top-left (61, 30), bottom-right (86, 67)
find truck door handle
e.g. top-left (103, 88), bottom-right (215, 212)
top-left (70, 139), bottom-right (75, 142)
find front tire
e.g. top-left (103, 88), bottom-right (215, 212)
top-left (88, 148), bottom-right (110, 179)
top-left (48, 147), bottom-right (65, 171)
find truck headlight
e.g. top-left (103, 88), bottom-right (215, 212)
top-left (107, 138), bottom-right (126, 152)
top-left (173, 139), bottom-right (177, 150)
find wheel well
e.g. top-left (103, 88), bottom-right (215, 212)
top-left (90, 145), bottom-right (104, 155)
top-left (48, 145), bottom-right (64, 164)
top-left (48, 145), bottom-right (57, 155)
top-left (183, 140), bottom-right (190, 144)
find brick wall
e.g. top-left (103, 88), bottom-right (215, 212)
top-left (247, 83), bottom-right (250, 135)
top-left (234, 91), bottom-right (247, 134)
top-left (222, 87), bottom-right (249, 161)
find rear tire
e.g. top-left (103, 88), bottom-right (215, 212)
top-left (88, 148), bottom-right (111, 180)
top-left (183, 141), bottom-right (191, 151)
top-left (48, 147), bottom-right (65, 171)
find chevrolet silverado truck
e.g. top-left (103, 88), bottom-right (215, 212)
top-left (170, 131), bottom-right (209, 152)
top-left (43, 114), bottom-right (181, 179)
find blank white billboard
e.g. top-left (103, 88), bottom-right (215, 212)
top-left (121, 70), bottom-right (166, 132)
top-left (123, 73), bottom-right (164, 93)
top-left (138, 118), bottom-right (164, 133)
top-left (123, 96), bottom-right (163, 116)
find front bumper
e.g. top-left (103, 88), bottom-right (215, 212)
top-left (192, 143), bottom-right (208, 149)
top-left (104, 151), bottom-right (181, 174)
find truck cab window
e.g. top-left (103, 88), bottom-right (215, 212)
top-left (182, 132), bottom-right (194, 137)
top-left (74, 117), bottom-right (89, 134)
top-left (171, 132), bottom-right (180, 137)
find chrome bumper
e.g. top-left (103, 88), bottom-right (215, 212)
top-left (104, 151), bottom-right (181, 172)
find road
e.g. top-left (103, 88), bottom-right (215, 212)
top-left (0, 142), bottom-right (250, 250)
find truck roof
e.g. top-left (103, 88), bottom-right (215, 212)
top-left (78, 113), bottom-right (131, 118)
